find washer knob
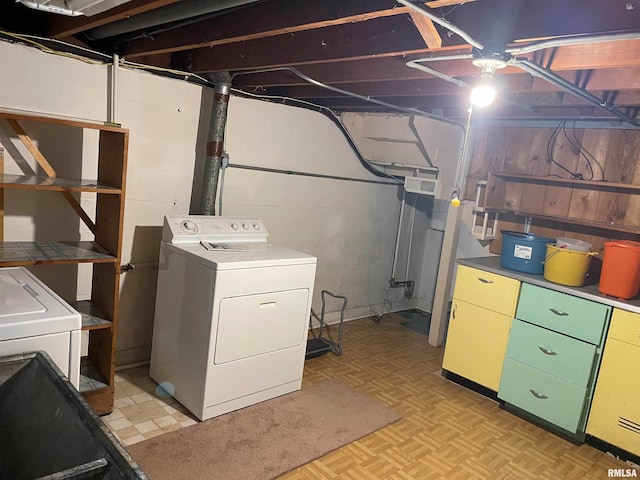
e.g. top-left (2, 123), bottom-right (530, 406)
top-left (242, 224), bottom-right (250, 231)
top-left (253, 223), bottom-right (260, 231)
top-left (231, 223), bottom-right (239, 231)
top-left (181, 220), bottom-right (198, 234)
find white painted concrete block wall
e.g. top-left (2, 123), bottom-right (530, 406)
top-left (219, 97), bottom-right (409, 322)
top-left (341, 113), bottom-right (468, 312)
top-left (3, 40), bottom-right (465, 366)
top-left (0, 41), bottom-right (204, 365)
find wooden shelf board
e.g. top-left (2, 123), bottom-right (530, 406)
top-left (71, 300), bottom-right (113, 331)
top-left (79, 357), bottom-right (109, 393)
top-left (489, 171), bottom-right (640, 193)
top-left (0, 174), bottom-right (122, 194)
top-left (0, 241), bottom-right (116, 266)
top-left (0, 109), bottom-right (127, 133)
top-left (486, 209), bottom-right (640, 235)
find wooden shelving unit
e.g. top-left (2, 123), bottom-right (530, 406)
top-left (0, 110), bottom-right (128, 415)
top-left (485, 171), bottom-right (640, 235)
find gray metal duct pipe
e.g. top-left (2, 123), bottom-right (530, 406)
top-left (85, 0), bottom-right (261, 41)
top-left (200, 72), bottom-right (232, 215)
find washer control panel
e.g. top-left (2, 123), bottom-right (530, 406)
top-left (163, 215), bottom-right (268, 244)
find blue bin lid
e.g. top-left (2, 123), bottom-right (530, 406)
top-left (501, 230), bottom-right (555, 243)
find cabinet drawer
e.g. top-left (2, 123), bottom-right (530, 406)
top-left (442, 299), bottom-right (511, 391)
top-left (608, 309), bottom-right (640, 347)
top-left (516, 283), bottom-right (609, 344)
top-left (587, 338), bottom-right (640, 456)
top-left (453, 265), bottom-right (520, 316)
top-left (506, 319), bottom-right (597, 387)
top-left (499, 358), bottom-right (588, 434)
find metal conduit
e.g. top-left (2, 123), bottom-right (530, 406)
top-left (405, 59), bottom-right (471, 88)
top-left (515, 59), bottom-right (640, 126)
top-left (395, 0), bottom-right (485, 50)
top-left (400, 2), bottom-right (640, 126)
top-left (230, 87), bottom-right (404, 181)
top-left (231, 66), bottom-right (464, 127)
top-left (506, 32), bottom-right (640, 55)
top-left (200, 72), bottom-right (232, 215)
top-left (406, 58), bottom-right (531, 111)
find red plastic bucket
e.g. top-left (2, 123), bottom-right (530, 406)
top-left (599, 241), bottom-right (640, 299)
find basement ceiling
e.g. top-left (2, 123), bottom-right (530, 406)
top-left (2, 0), bottom-right (640, 126)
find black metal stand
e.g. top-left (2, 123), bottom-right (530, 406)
top-left (305, 290), bottom-right (347, 360)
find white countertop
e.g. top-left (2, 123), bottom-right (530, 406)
top-left (458, 256), bottom-right (640, 315)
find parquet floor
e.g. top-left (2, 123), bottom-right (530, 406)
top-left (109, 314), bottom-right (637, 479)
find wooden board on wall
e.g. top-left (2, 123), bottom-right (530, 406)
top-left (472, 125), bottom-right (640, 256)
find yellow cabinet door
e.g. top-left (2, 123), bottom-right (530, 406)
top-left (586, 337), bottom-right (640, 456)
top-left (443, 298), bottom-right (512, 391)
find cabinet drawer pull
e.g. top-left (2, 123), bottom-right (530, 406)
top-left (538, 346), bottom-right (557, 356)
top-left (529, 389), bottom-right (549, 400)
top-left (549, 308), bottom-right (568, 316)
top-left (452, 304), bottom-right (457, 320)
top-left (477, 277), bottom-right (494, 284)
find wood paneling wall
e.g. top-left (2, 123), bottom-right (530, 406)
top-left (465, 126), bottom-right (640, 261)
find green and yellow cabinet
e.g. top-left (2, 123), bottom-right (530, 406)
top-left (587, 309), bottom-right (640, 457)
top-left (442, 257), bottom-right (640, 460)
top-left (442, 264), bottom-right (521, 391)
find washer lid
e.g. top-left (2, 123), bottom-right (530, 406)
top-left (0, 267), bottom-right (81, 340)
top-left (0, 271), bottom-right (46, 316)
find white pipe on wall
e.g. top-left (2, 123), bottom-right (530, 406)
top-left (391, 188), bottom-right (406, 280)
top-left (110, 53), bottom-right (119, 124)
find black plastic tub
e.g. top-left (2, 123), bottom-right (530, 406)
top-left (0, 351), bottom-right (148, 480)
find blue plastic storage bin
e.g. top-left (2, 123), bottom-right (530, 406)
top-left (500, 230), bottom-right (555, 274)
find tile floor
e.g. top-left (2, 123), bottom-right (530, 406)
top-left (102, 366), bottom-right (198, 446)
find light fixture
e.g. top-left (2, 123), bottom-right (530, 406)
top-left (470, 57), bottom-right (507, 108)
top-left (17, 0), bottom-right (133, 17)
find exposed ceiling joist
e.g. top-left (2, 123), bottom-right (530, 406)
top-left (1, 0), bottom-right (638, 124)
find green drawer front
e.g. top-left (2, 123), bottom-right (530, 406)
top-left (506, 319), bottom-right (597, 387)
top-left (516, 283), bottom-right (609, 344)
top-left (498, 358), bottom-right (588, 433)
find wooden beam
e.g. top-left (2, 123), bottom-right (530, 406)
top-left (5, 119), bottom-right (97, 234)
top-left (430, 203), bottom-right (463, 347)
top-left (426, 0), bottom-right (476, 6)
top-left (123, 0), bottom-right (413, 58)
top-left (409, 11), bottom-right (442, 49)
top-left (0, 146), bottom-right (3, 241)
top-left (179, 25), bottom-right (640, 78)
top-left (49, 0), bottom-right (182, 39)
top-left (123, 0), bottom-right (638, 61)
top-left (173, 15), bottom-right (430, 72)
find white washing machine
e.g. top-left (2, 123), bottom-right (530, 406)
top-left (0, 267), bottom-right (81, 388)
top-left (150, 215), bottom-right (317, 421)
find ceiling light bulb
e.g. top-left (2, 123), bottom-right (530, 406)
top-left (471, 83), bottom-right (496, 107)
top-left (470, 56), bottom-right (506, 108)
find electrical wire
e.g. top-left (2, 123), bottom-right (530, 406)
top-left (0, 29), bottom-right (105, 64)
top-left (0, 28), bottom-right (219, 83)
top-left (546, 120), bottom-right (598, 181)
top-left (560, 121), bottom-right (604, 181)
